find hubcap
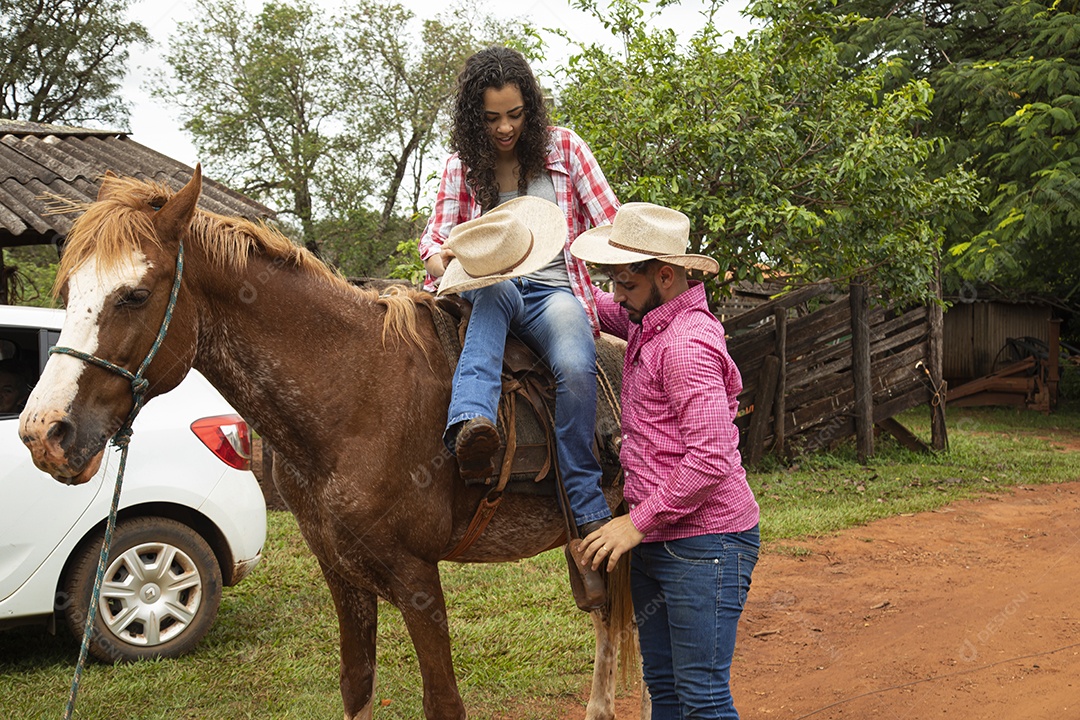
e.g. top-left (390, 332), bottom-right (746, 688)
top-left (98, 541), bottom-right (203, 646)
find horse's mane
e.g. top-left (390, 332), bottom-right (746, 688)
top-left (54, 174), bottom-right (436, 350)
top-left (55, 175), bottom-right (340, 290)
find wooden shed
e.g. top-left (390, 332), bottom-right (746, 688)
top-left (942, 299), bottom-right (1056, 384)
top-left (1, 119), bottom-right (274, 302)
top-left (942, 297), bottom-right (1062, 412)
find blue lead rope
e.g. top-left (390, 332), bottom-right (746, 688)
top-left (53, 240), bottom-right (185, 720)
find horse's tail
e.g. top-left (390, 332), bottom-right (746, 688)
top-left (606, 549), bottom-right (639, 685)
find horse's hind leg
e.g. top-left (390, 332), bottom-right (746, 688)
top-left (390, 562), bottom-right (466, 720)
top-left (320, 562), bottom-right (379, 720)
top-left (585, 609), bottom-right (618, 720)
top-left (588, 610), bottom-right (654, 720)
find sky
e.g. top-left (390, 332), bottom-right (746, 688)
top-left (122, 0), bottom-right (756, 173)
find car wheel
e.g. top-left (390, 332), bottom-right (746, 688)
top-left (62, 516), bottom-right (223, 663)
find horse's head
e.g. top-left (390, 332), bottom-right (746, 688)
top-left (19, 167), bottom-right (205, 485)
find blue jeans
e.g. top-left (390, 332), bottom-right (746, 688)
top-left (445, 278), bottom-right (611, 527)
top-left (631, 526), bottom-right (760, 719)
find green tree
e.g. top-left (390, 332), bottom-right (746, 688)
top-left (2, 246), bottom-right (60, 307)
top-left (155, 0), bottom-right (529, 274)
top-left (826, 0), bottom-right (1080, 301)
top-left (559, 0), bottom-right (979, 304)
top-left (335, 1), bottom-right (528, 258)
top-left (0, 0), bottom-right (150, 125)
top-left (156, 0), bottom-right (339, 253)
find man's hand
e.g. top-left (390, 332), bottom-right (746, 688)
top-left (578, 514), bottom-right (645, 571)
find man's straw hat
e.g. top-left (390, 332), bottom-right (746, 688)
top-left (437, 196), bottom-right (567, 295)
top-left (570, 202), bottom-right (719, 275)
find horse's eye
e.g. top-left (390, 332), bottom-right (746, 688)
top-left (117, 288), bottom-right (150, 307)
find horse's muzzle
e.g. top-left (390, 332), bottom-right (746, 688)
top-left (19, 409), bottom-right (107, 486)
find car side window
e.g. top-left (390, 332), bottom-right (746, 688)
top-left (0, 329), bottom-right (40, 416)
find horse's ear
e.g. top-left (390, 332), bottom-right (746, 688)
top-left (154, 164), bottom-right (202, 240)
top-left (96, 170), bottom-right (119, 201)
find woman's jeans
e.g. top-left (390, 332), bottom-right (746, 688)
top-left (445, 278), bottom-right (611, 527)
top-left (630, 526), bottom-right (760, 719)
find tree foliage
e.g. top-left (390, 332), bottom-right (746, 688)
top-left (155, 0), bottom-right (527, 275)
top-left (1, 246), bottom-right (60, 307)
top-left (339, 2), bottom-right (522, 230)
top-left (0, 0), bottom-right (150, 125)
top-left (319, 1), bottom-right (527, 275)
top-left (558, 0), bottom-right (979, 304)
top-left (156, 0), bottom-right (338, 253)
top-left (827, 0), bottom-right (1080, 302)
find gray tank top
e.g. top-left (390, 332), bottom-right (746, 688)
top-left (497, 172), bottom-right (570, 288)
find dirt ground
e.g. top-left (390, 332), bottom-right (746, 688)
top-left (564, 480), bottom-right (1080, 720)
top-left (253, 438), bottom-right (1080, 719)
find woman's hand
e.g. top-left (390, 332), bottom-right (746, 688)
top-left (424, 247), bottom-right (456, 278)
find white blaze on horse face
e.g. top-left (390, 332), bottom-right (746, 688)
top-left (25, 253), bottom-right (152, 414)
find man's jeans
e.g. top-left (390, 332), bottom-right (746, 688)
top-left (630, 526), bottom-right (760, 719)
top-left (445, 278), bottom-right (611, 527)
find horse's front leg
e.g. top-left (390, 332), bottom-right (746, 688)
top-left (320, 561), bottom-right (379, 720)
top-left (389, 562), bottom-right (466, 720)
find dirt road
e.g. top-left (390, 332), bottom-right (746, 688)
top-left (570, 481), bottom-right (1080, 720)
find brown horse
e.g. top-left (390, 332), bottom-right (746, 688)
top-left (18, 167), bottom-right (639, 719)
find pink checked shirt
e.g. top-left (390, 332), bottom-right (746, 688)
top-left (593, 282), bottom-right (760, 542)
top-left (418, 126), bottom-right (620, 336)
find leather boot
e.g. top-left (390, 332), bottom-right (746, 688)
top-left (577, 518), bottom-right (611, 539)
top-left (565, 542), bottom-right (607, 611)
top-left (453, 417), bottom-right (499, 480)
top-left (564, 517), bottom-right (611, 612)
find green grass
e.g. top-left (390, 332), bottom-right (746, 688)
top-left (753, 403), bottom-right (1080, 542)
top-left (2, 404), bottom-right (1078, 719)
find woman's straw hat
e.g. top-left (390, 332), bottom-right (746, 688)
top-left (570, 202), bottom-right (719, 275)
top-left (437, 196), bottom-right (567, 295)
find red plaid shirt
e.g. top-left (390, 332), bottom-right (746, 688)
top-left (418, 126), bottom-right (620, 336)
top-left (593, 282), bottom-right (760, 541)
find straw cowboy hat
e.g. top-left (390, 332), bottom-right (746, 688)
top-left (569, 202), bottom-right (720, 275)
top-left (437, 196), bottom-right (567, 296)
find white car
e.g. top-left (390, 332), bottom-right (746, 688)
top-left (0, 305), bottom-right (266, 662)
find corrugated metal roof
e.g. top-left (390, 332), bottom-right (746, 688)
top-left (1, 120), bottom-right (275, 247)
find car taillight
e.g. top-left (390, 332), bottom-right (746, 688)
top-left (190, 414), bottom-right (252, 470)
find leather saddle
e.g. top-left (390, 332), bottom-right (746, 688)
top-left (431, 295), bottom-right (624, 496)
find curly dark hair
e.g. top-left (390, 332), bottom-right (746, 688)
top-left (450, 46), bottom-right (551, 212)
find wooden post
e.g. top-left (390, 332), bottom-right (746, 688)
top-left (849, 281), bottom-right (874, 463)
top-left (772, 309), bottom-right (787, 457)
top-left (746, 355), bottom-right (781, 467)
top-left (258, 437), bottom-right (287, 511)
top-left (262, 437), bottom-right (274, 483)
top-left (0, 249), bottom-right (7, 305)
top-left (1048, 318), bottom-right (1062, 412)
top-left (928, 259), bottom-right (948, 449)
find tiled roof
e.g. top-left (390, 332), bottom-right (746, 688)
top-left (1, 120), bottom-right (274, 247)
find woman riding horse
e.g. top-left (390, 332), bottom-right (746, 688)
top-left (419, 46), bottom-right (622, 608)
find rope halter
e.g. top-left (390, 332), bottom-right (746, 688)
top-left (50, 240), bottom-right (185, 448)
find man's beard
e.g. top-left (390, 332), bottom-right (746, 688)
top-left (624, 284), bottom-right (664, 324)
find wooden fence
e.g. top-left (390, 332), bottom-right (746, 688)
top-left (725, 283), bottom-right (947, 464)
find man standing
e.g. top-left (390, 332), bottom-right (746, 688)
top-left (569, 203), bottom-right (760, 719)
